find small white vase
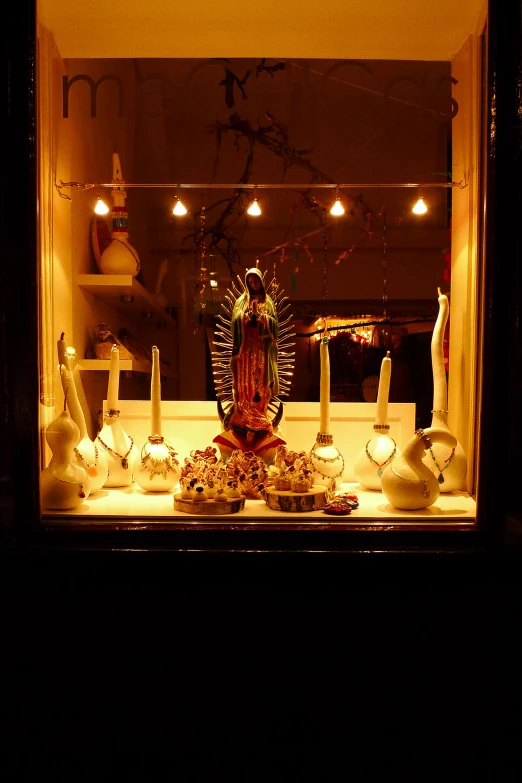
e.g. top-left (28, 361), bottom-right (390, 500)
top-left (41, 410), bottom-right (89, 510)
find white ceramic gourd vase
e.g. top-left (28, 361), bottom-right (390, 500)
top-left (422, 288), bottom-right (467, 491)
top-left (309, 320), bottom-right (345, 489)
top-left (40, 366), bottom-right (89, 510)
top-left (354, 351), bottom-right (401, 490)
top-left (98, 152), bottom-right (140, 277)
top-left (96, 346), bottom-right (138, 487)
top-left (381, 426), bottom-right (457, 510)
top-left (135, 346), bottom-right (181, 492)
top-left (57, 333), bottom-right (109, 493)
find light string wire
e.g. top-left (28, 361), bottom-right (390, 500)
top-left (55, 180), bottom-right (467, 199)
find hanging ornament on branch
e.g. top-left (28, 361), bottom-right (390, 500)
top-left (292, 247), bottom-right (299, 294)
top-left (192, 206), bottom-right (207, 332)
top-left (322, 230), bottom-right (329, 300)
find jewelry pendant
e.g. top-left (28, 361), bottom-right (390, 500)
top-left (377, 468), bottom-right (383, 478)
top-left (79, 483), bottom-right (86, 499)
top-left (122, 458), bottom-right (129, 470)
top-left (438, 474), bottom-right (445, 485)
top-left (87, 466), bottom-right (98, 478)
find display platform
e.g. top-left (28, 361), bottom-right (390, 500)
top-left (43, 482), bottom-right (476, 528)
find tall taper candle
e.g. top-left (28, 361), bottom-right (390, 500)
top-left (375, 351), bottom-right (391, 426)
top-left (107, 345), bottom-right (120, 411)
top-left (432, 287), bottom-right (449, 422)
top-left (151, 346), bottom-right (162, 437)
top-left (319, 335), bottom-right (331, 434)
top-left (112, 152), bottom-right (125, 208)
top-left (113, 151), bottom-right (123, 181)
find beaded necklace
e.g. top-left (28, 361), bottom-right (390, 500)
top-left (50, 472), bottom-right (86, 499)
top-left (96, 434), bottom-right (134, 470)
top-left (428, 446), bottom-right (455, 484)
top-left (365, 437), bottom-right (396, 477)
top-left (139, 436), bottom-right (179, 481)
top-left (310, 441), bottom-right (345, 480)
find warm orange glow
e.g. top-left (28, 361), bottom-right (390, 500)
top-left (412, 196), bottom-right (428, 215)
top-left (173, 198), bottom-right (188, 216)
top-left (330, 198), bottom-right (345, 216)
top-left (94, 197), bottom-right (110, 215)
top-left (247, 198), bottom-right (261, 216)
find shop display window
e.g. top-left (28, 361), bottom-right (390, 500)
top-left (32, 1), bottom-right (492, 532)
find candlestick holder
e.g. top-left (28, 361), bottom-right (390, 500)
top-left (96, 346), bottom-right (138, 487)
top-left (354, 351), bottom-right (401, 490)
top-left (135, 346), bottom-right (181, 492)
top-left (309, 320), bottom-right (345, 489)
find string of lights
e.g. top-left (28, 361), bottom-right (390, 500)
top-left (57, 179), bottom-right (466, 218)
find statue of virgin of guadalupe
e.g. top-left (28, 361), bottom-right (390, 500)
top-left (212, 267), bottom-right (295, 463)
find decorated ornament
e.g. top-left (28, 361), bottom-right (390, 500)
top-left (97, 152), bottom-right (140, 276)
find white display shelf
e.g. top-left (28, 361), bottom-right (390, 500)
top-left (43, 482), bottom-right (477, 527)
top-left (77, 274), bottom-right (175, 326)
top-left (78, 358), bottom-right (152, 373)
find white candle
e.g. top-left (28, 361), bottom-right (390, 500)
top-left (375, 351), bottom-right (391, 426)
top-left (112, 152), bottom-right (123, 182)
top-left (151, 346), bottom-right (162, 437)
top-left (431, 288), bottom-right (449, 416)
top-left (111, 152), bottom-right (126, 209)
top-left (107, 346), bottom-right (120, 411)
top-left (319, 336), bottom-right (331, 434)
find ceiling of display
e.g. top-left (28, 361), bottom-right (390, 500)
top-left (38, 0), bottom-right (485, 61)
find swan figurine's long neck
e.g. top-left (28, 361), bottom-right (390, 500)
top-left (431, 288), bottom-right (449, 427)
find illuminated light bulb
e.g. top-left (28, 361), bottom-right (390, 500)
top-left (94, 197), bottom-right (109, 215)
top-left (247, 198), bottom-right (261, 216)
top-left (173, 198), bottom-right (188, 216)
top-left (330, 198), bottom-right (345, 216)
top-left (210, 279), bottom-right (218, 288)
top-left (412, 196), bottom-right (428, 215)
